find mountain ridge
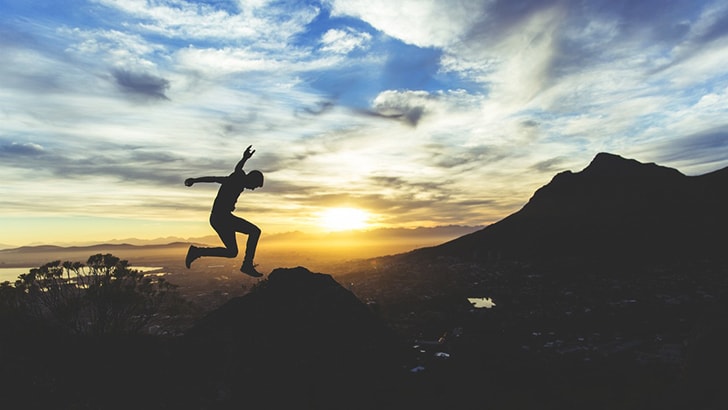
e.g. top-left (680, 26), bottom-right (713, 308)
top-left (2, 225), bottom-right (482, 250)
top-left (3, 242), bottom-right (190, 254)
top-left (417, 152), bottom-right (728, 263)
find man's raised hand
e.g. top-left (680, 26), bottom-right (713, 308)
top-left (185, 178), bottom-right (195, 187)
top-left (243, 145), bottom-right (255, 160)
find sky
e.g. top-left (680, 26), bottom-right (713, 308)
top-left (2, 0), bottom-right (728, 246)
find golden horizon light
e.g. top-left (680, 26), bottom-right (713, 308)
top-left (317, 207), bottom-right (370, 232)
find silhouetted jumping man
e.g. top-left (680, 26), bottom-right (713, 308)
top-left (184, 145), bottom-right (264, 277)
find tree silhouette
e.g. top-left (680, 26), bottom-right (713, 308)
top-left (7, 254), bottom-right (182, 335)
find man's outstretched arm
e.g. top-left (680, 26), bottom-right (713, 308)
top-left (185, 176), bottom-right (225, 186)
top-left (234, 145), bottom-right (255, 173)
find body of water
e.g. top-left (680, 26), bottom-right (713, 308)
top-left (0, 267), bottom-right (31, 283)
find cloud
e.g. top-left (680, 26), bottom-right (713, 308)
top-left (424, 143), bottom-right (510, 170)
top-left (690, 2), bottom-right (728, 44)
top-left (371, 91), bottom-right (428, 126)
top-left (0, 141), bottom-right (46, 156)
top-left (174, 46), bottom-right (282, 75)
top-left (368, 175), bottom-right (452, 196)
top-left (369, 89), bottom-right (487, 127)
top-left (112, 69), bottom-right (170, 100)
top-left (319, 28), bottom-right (371, 54)
top-left (296, 101), bottom-right (335, 117)
top-left (530, 157), bottom-right (567, 173)
top-left (638, 126), bottom-right (728, 173)
top-left (448, 3), bottom-right (565, 106)
top-left (1, 139), bottom-right (188, 186)
top-left (329, 0), bottom-right (483, 48)
top-left (63, 27), bottom-right (163, 67)
top-left (91, 0), bottom-right (318, 44)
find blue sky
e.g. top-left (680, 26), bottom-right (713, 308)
top-left (2, 0), bottom-right (728, 246)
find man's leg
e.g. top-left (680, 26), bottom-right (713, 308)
top-left (231, 215), bottom-right (262, 277)
top-left (243, 225), bottom-right (261, 264)
top-left (187, 214), bottom-right (239, 269)
top-left (210, 213), bottom-right (240, 255)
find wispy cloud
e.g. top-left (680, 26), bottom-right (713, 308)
top-left (319, 27), bottom-right (371, 54)
top-left (90, 0), bottom-right (319, 43)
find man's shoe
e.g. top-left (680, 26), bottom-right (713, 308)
top-left (241, 261), bottom-right (263, 278)
top-left (185, 245), bottom-right (198, 269)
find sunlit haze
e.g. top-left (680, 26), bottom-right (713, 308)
top-left (2, 0), bottom-right (728, 246)
top-left (318, 207), bottom-right (370, 231)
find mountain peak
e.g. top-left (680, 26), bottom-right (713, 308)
top-left (588, 152), bottom-right (634, 169)
top-left (582, 152), bottom-right (684, 178)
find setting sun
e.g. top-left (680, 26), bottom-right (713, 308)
top-left (318, 207), bottom-right (370, 231)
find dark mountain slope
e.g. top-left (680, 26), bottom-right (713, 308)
top-left (181, 266), bottom-right (402, 409)
top-left (424, 153), bottom-right (727, 263)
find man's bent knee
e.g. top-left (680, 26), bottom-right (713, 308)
top-left (219, 246), bottom-right (238, 258)
top-left (249, 226), bottom-right (261, 238)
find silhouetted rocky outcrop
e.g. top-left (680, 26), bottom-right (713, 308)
top-left (181, 266), bottom-right (402, 409)
top-left (426, 152), bottom-right (728, 264)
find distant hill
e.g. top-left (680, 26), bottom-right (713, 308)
top-left (7, 243), bottom-right (166, 253)
top-left (0, 242), bottom-right (190, 268)
top-left (89, 236), bottom-right (189, 246)
top-left (417, 153), bottom-right (728, 263)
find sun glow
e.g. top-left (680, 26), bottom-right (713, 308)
top-left (318, 207), bottom-right (370, 231)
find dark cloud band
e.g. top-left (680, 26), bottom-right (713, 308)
top-left (112, 69), bottom-right (170, 100)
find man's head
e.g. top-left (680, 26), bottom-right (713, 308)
top-left (245, 170), bottom-right (264, 190)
